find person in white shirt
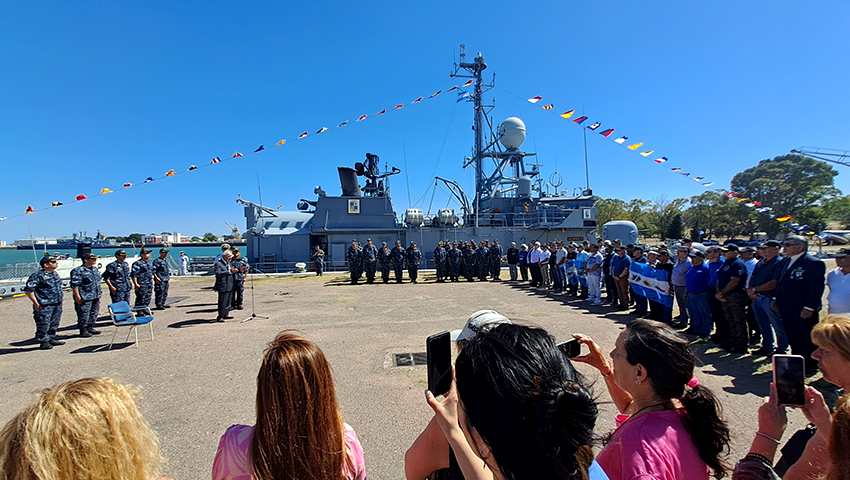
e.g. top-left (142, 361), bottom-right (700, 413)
top-left (827, 248), bottom-right (850, 314)
top-left (539, 245), bottom-right (552, 289)
top-left (528, 242), bottom-right (543, 287)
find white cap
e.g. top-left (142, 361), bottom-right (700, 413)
top-left (451, 310), bottom-right (511, 342)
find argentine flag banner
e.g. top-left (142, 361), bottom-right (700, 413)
top-left (628, 261), bottom-right (674, 307)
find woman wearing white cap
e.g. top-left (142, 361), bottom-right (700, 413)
top-left (405, 310), bottom-right (510, 480)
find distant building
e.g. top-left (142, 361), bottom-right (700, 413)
top-left (142, 233), bottom-right (186, 244)
top-left (14, 237), bottom-right (57, 247)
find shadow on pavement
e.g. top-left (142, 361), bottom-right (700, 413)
top-left (70, 343), bottom-right (134, 353)
top-left (168, 318), bottom-right (215, 328)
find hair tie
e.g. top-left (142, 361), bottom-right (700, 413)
top-left (686, 376), bottom-right (700, 388)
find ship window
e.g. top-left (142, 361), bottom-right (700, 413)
top-left (295, 222), bottom-right (303, 229)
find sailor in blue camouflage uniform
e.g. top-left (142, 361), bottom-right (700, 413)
top-left (463, 241), bottom-right (477, 281)
top-left (489, 239), bottom-right (503, 281)
top-left (391, 241), bottom-right (406, 283)
top-left (378, 242), bottom-right (392, 283)
top-left (131, 248), bottom-right (154, 309)
top-left (229, 247), bottom-right (249, 309)
top-left (311, 245), bottom-right (325, 276)
top-left (361, 239), bottom-right (378, 284)
top-left (347, 240), bottom-right (362, 284)
top-left (434, 242), bottom-right (448, 282)
top-left (448, 242), bottom-right (462, 282)
top-left (406, 241), bottom-right (422, 283)
top-left (152, 248), bottom-right (171, 310)
top-left (24, 256), bottom-right (66, 350)
top-left (476, 241), bottom-right (489, 281)
top-left (71, 253), bottom-right (103, 337)
top-left (104, 250), bottom-right (132, 304)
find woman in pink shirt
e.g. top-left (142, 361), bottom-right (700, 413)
top-left (213, 332), bottom-right (366, 480)
top-left (574, 320), bottom-right (730, 480)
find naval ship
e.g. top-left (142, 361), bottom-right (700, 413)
top-left (238, 47), bottom-right (598, 272)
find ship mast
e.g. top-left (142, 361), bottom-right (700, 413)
top-left (452, 45), bottom-right (491, 228)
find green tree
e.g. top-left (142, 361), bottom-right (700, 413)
top-left (160, 231), bottom-right (172, 235)
top-left (824, 196), bottom-right (850, 228)
top-left (731, 154), bottom-right (840, 235)
top-left (191, 236), bottom-right (202, 242)
top-left (127, 233), bottom-right (143, 243)
top-left (647, 196), bottom-right (687, 238)
top-left (202, 232), bottom-right (218, 242)
top-left (666, 214), bottom-right (683, 239)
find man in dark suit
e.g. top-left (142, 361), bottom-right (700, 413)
top-left (213, 250), bottom-right (237, 323)
top-left (771, 235), bottom-right (826, 375)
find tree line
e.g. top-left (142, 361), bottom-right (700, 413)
top-left (595, 154), bottom-right (850, 240)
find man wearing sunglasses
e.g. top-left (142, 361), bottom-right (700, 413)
top-left (24, 256), bottom-right (66, 350)
top-left (771, 235), bottom-right (826, 376)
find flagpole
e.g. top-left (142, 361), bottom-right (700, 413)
top-left (582, 104), bottom-right (590, 190)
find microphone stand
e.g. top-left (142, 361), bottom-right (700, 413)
top-left (241, 265), bottom-right (270, 323)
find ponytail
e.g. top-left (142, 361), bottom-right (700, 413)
top-left (680, 383), bottom-right (730, 479)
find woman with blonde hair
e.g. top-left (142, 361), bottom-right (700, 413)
top-left (0, 377), bottom-right (167, 480)
top-left (733, 314), bottom-right (850, 479)
top-left (213, 331), bottom-right (366, 480)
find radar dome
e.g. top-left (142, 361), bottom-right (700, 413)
top-left (498, 117), bottom-right (526, 150)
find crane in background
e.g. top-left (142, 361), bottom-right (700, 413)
top-left (224, 221), bottom-right (240, 241)
top-left (791, 147), bottom-right (850, 168)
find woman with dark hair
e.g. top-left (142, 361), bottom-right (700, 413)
top-left (213, 331), bottom-right (366, 480)
top-left (427, 323), bottom-right (605, 480)
top-left (574, 319), bottom-right (731, 480)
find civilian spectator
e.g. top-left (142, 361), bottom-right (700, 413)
top-left (528, 242), bottom-right (542, 287)
top-left (685, 250), bottom-right (713, 340)
top-left (574, 319), bottom-right (730, 480)
top-left (540, 243), bottom-right (552, 289)
top-left (827, 247), bottom-right (850, 314)
top-left (506, 242), bottom-right (520, 281)
top-left (705, 246), bottom-right (728, 344)
top-left (772, 235), bottom-right (826, 376)
top-left (612, 247), bottom-right (631, 310)
top-left (631, 247), bottom-right (649, 317)
top-left (656, 251), bottom-right (675, 323)
top-left (518, 244), bottom-right (529, 282)
top-left (0, 377), bottom-right (169, 480)
top-left (586, 244), bottom-right (604, 304)
top-left (746, 240), bottom-right (787, 356)
top-left (405, 311), bottom-right (511, 480)
top-left (733, 315), bottom-right (850, 479)
top-left (427, 323), bottom-right (603, 480)
top-left (213, 332), bottom-right (366, 480)
top-left (740, 247), bottom-right (761, 346)
top-left (671, 246), bottom-right (693, 328)
top-left (576, 244), bottom-right (590, 299)
top-left (602, 244), bottom-right (618, 305)
top-left (716, 244), bottom-right (749, 354)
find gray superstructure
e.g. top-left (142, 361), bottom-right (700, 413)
top-left (240, 47), bottom-right (598, 272)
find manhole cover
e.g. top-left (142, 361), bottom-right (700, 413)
top-left (393, 352), bottom-right (427, 367)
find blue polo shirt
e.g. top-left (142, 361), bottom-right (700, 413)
top-left (708, 260), bottom-right (723, 287)
top-left (685, 263), bottom-right (711, 293)
top-left (612, 254), bottom-right (630, 276)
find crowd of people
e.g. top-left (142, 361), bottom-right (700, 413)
top-left (493, 236), bottom-right (849, 379)
top-left (337, 238), bottom-right (508, 285)
top-left (4, 313), bottom-right (850, 480)
top-left (22, 247), bottom-right (175, 350)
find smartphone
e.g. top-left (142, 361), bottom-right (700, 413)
top-left (557, 338), bottom-right (581, 359)
top-left (426, 331), bottom-right (452, 397)
top-left (773, 354), bottom-right (805, 406)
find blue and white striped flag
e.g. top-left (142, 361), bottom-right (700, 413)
top-left (628, 261), bottom-right (673, 307)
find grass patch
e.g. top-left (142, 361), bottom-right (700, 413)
top-left (336, 295), bottom-right (360, 303)
top-left (530, 312), bottom-right (551, 317)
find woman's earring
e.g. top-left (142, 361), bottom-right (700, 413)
top-left (635, 380), bottom-right (642, 385)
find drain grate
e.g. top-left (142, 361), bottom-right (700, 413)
top-left (393, 352), bottom-right (428, 367)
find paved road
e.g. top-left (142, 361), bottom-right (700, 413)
top-left (0, 271), bottom-right (829, 479)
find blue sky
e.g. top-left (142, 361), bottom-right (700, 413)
top-left (2, 2), bottom-right (848, 242)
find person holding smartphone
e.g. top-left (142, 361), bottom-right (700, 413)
top-left (425, 323), bottom-right (604, 480)
top-left (405, 311), bottom-right (511, 480)
top-left (573, 319), bottom-right (731, 480)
